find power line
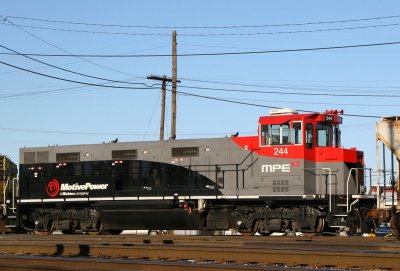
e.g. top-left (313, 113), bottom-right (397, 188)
top-left (0, 40), bottom-right (399, 58)
top-left (0, 57), bottom-right (397, 99)
top-left (181, 23), bottom-right (400, 37)
top-left (1, 21), bottom-right (399, 37)
top-left (179, 77), bottom-right (400, 93)
top-left (181, 85), bottom-right (400, 98)
top-left (0, 43), bottom-right (159, 87)
top-left (0, 59), bottom-right (159, 90)
top-left (0, 85), bottom-right (89, 99)
top-left (177, 89), bottom-right (381, 118)
top-left (3, 17), bottom-right (147, 80)
top-left (3, 14), bottom-right (400, 29)
top-left (0, 58), bottom-right (383, 117)
top-left (192, 95), bottom-right (400, 107)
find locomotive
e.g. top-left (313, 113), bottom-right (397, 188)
top-left (2, 108), bottom-right (379, 235)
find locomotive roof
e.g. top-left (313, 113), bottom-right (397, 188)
top-left (259, 110), bottom-right (343, 125)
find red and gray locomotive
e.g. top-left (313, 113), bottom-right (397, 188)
top-left (3, 109), bottom-right (377, 234)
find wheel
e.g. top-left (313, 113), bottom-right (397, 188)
top-left (87, 221), bottom-right (104, 235)
top-left (314, 217), bottom-right (325, 233)
top-left (348, 208), bottom-right (369, 234)
top-left (240, 220), bottom-right (262, 236)
top-left (390, 213), bottom-right (400, 237)
top-left (35, 220), bottom-right (55, 235)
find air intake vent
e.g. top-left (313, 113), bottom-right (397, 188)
top-left (23, 151), bottom-right (49, 164)
top-left (272, 179), bottom-right (289, 193)
top-left (24, 152), bottom-right (36, 164)
top-left (56, 152), bottom-right (80, 162)
top-left (112, 149), bottom-right (137, 160)
top-left (172, 147), bottom-right (199, 157)
top-left (37, 151), bottom-right (49, 163)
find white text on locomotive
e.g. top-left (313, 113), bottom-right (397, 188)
top-left (60, 183), bottom-right (109, 191)
top-left (261, 164), bottom-right (291, 173)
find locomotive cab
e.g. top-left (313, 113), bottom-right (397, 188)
top-left (231, 108), bottom-right (364, 197)
top-left (255, 109), bottom-right (363, 195)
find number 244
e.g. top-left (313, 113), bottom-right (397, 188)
top-left (273, 147), bottom-right (288, 156)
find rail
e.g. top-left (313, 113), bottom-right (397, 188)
top-left (0, 235), bottom-right (398, 270)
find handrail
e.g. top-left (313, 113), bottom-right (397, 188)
top-left (321, 168), bottom-right (332, 213)
top-left (302, 167), bottom-right (336, 213)
top-left (2, 176), bottom-right (10, 216)
top-left (180, 150), bottom-right (258, 191)
top-left (180, 150), bottom-right (258, 169)
top-left (346, 167), bottom-right (365, 212)
top-left (11, 177), bottom-right (18, 213)
top-left (2, 177), bottom-right (18, 215)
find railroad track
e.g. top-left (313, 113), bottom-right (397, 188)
top-left (0, 234), bottom-right (398, 270)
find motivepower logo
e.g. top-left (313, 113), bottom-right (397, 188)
top-left (61, 183), bottom-right (109, 191)
top-left (45, 179), bottom-right (109, 197)
top-left (46, 179), bottom-right (60, 198)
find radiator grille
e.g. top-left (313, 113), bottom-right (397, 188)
top-left (56, 152), bottom-right (80, 162)
top-left (24, 152), bottom-right (36, 164)
top-left (273, 179), bottom-right (289, 192)
top-left (171, 147), bottom-right (199, 157)
top-left (112, 149), bottom-right (137, 160)
top-left (37, 151), bottom-right (49, 163)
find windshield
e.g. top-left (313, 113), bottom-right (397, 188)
top-left (316, 123), bottom-right (341, 147)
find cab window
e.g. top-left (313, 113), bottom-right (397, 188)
top-left (291, 121), bottom-right (302, 145)
top-left (260, 122), bottom-right (296, 146)
top-left (317, 123), bottom-right (330, 147)
top-left (316, 123), bottom-right (341, 147)
top-left (306, 123), bottom-right (313, 149)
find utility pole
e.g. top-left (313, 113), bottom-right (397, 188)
top-left (160, 77), bottom-right (167, 141)
top-left (171, 30), bottom-right (177, 140)
top-left (147, 75), bottom-right (180, 141)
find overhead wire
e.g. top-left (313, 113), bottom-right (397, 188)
top-left (192, 95), bottom-right (400, 107)
top-left (0, 40), bottom-right (399, 58)
top-left (178, 77), bottom-right (400, 91)
top-left (142, 92), bottom-right (161, 140)
top-left (176, 89), bottom-right (381, 118)
top-left (1, 57), bottom-right (397, 99)
top-left (180, 85), bottom-right (400, 98)
top-left (0, 55), bottom-right (384, 118)
top-left (2, 14), bottom-right (400, 29)
top-left (0, 43), bottom-right (159, 87)
top-left (0, 59), bottom-right (159, 90)
top-left (2, 16), bottom-right (148, 80)
top-left (1, 21), bottom-right (400, 37)
top-left (0, 85), bottom-right (90, 100)
top-left (0, 15), bottom-right (392, 120)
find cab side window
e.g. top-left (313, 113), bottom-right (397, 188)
top-left (260, 123), bottom-right (290, 146)
top-left (291, 122), bottom-right (302, 145)
top-left (306, 123), bottom-right (313, 149)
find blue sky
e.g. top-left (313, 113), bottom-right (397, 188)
top-left (0, 1), bottom-right (399, 178)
